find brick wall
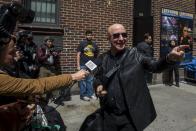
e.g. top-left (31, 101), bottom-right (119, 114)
top-left (152, 0), bottom-right (196, 59)
top-left (0, 0), bottom-right (195, 73)
top-left (0, 0), bottom-right (134, 73)
top-left (59, 0), bottom-right (134, 73)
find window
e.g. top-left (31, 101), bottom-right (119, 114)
top-left (23, 0), bottom-right (58, 25)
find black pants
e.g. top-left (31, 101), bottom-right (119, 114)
top-left (162, 66), bottom-right (179, 86)
top-left (103, 111), bottom-right (137, 131)
top-left (169, 66), bottom-right (179, 85)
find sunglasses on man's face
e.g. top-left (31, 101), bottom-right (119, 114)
top-left (112, 33), bottom-right (127, 39)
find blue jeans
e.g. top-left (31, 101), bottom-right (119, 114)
top-left (79, 66), bottom-right (94, 98)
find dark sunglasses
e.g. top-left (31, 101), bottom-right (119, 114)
top-left (112, 32), bottom-right (127, 39)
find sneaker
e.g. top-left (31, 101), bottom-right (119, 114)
top-left (81, 96), bottom-right (90, 101)
top-left (90, 95), bottom-right (97, 100)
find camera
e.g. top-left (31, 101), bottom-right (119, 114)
top-left (17, 30), bottom-right (33, 40)
top-left (0, 1), bottom-right (35, 46)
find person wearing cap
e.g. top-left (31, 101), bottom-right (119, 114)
top-left (37, 36), bottom-right (62, 102)
top-left (37, 36), bottom-right (57, 70)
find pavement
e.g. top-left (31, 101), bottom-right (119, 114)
top-left (146, 82), bottom-right (196, 131)
top-left (50, 81), bottom-right (196, 131)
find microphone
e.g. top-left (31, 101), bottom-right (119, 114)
top-left (85, 60), bottom-right (97, 72)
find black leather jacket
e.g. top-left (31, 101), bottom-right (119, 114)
top-left (94, 47), bottom-right (174, 131)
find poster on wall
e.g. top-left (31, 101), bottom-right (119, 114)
top-left (160, 9), bottom-right (179, 58)
top-left (161, 8), bottom-right (193, 62)
top-left (178, 12), bottom-right (193, 62)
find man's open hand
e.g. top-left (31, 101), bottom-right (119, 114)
top-left (167, 45), bottom-right (190, 62)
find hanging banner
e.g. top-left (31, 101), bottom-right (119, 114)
top-left (162, 8), bottom-right (178, 17)
top-left (179, 12), bottom-right (194, 19)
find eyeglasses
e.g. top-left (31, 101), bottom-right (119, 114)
top-left (183, 30), bottom-right (188, 32)
top-left (112, 33), bottom-right (127, 39)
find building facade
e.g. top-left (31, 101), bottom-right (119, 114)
top-left (0, 0), bottom-right (195, 74)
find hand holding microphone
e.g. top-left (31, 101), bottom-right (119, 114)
top-left (83, 59), bottom-right (102, 75)
top-left (71, 60), bottom-right (98, 82)
top-left (71, 69), bottom-right (89, 81)
top-left (72, 60), bottom-right (99, 81)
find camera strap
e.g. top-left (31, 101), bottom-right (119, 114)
top-left (105, 48), bottom-right (130, 78)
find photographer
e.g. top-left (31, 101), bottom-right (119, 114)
top-left (37, 36), bottom-right (60, 76)
top-left (37, 36), bottom-right (62, 102)
top-left (17, 30), bottom-right (40, 78)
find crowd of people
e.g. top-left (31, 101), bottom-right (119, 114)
top-left (0, 1), bottom-right (190, 131)
top-left (0, 1), bottom-right (88, 130)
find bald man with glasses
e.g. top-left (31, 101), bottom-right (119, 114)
top-left (92, 24), bottom-right (189, 131)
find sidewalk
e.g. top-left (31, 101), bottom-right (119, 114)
top-left (50, 95), bottom-right (99, 131)
top-left (50, 82), bottom-right (196, 131)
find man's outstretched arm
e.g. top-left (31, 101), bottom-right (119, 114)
top-left (141, 45), bottom-right (189, 73)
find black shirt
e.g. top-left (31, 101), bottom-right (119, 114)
top-left (104, 49), bottom-right (127, 114)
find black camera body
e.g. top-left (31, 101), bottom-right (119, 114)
top-left (17, 30), bottom-right (33, 40)
top-left (0, 1), bottom-right (35, 46)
